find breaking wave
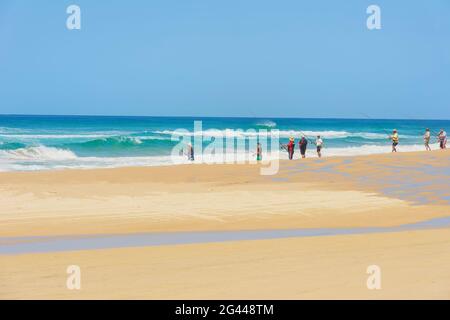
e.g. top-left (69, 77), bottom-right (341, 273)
top-left (0, 146), bottom-right (78, 161)
top-left (255, 120), bottom-right (277, 128)
top-left (152, 129), bottom-right (391, 139)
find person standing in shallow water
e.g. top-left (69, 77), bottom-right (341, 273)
top-left (256, 142), bottom-right (262, 161)
top-left (390, 129), bottom-right (399, 152)
top-left (299, 136), bottom-right (308, 158)
top-left (287, 137), bottom-right (295, 160)
top-left (315, 135), bottom-right (323, 158)
top-left (438, 129), bottom-right (447, 149)
top-left (424, 129), bottom-right (431, 151)
top-left (187, 143), bottom-right (194, 161)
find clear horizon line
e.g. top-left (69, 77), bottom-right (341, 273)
top-left (0, 113), bottom-right (449, 121)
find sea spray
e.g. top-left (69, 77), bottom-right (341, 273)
top-left (0, 115), bottom-right (447, 171)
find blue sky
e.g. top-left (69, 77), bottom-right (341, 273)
top-left (0, 0), bottom-right (449, 119)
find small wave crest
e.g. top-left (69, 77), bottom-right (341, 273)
top-left (0, 146), bottom-right (77, 161)
top-left (81, 136), bottom-right (144, 147)
top-left (255, 120), bottom-right (277, 128)
top-left (0, 133), bottom-right (111, 139)
top-left (60, 135), bottom-right (179, 157)
top-left (152, 129), bottom-right (389, 139)
top-left (65, 135), bottom-right (178, 149)
top-left (0, 142), bottom-right (27, 150)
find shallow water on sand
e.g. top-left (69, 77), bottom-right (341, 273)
top-left (1, 216), bottom-right (450, 255)
top-left (271, 156), bottom-right (450, 205)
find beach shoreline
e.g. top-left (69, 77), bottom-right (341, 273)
top-left (1, 114), bottom-right (448, 172)
top-left (0, 149), bottom-right (448, 236)
top-left (1, 149), bottom-right (449, 298)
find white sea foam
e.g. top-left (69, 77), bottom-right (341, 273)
top-left (152, 129), bottom-right (398, 139)
top-left (0, 134), bottom-right (112, 139)
top-left (255, 120), bottom-right (277, 128)
top-left (0, 146), bottom-right (78, 161)
top-left (93, 136), bottom-right (144, 145)
top-left (322, 143), bottom-right (441, 157)
top-left (0, 143), bottom-right (441, 172)
top-left (0, 129), bottom-right (409, 142)
top-left (137, 136), bottom-right (173, 141)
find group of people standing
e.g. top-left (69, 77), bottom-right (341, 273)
top-left (425, 128), bottom-right (447, 151)
top-left (277, 127), bottom-right (448, 160)
top-left (281, 135), bottom-right (324, 160)
top-left (255, 135), bottom-right (323, 161)
top-left (185, 128), bottom-right (447, 162)
top-left (390, 128), bottom-right (447, 153)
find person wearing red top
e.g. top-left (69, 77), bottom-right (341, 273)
top-left (287, 137), bottom-right (295, 160)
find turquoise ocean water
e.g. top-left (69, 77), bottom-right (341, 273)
top-left (0, 115), bottom-right (448, 171)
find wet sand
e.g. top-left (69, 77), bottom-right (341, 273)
top-left (0, 150), bottom-right (449, 299)
top-left (2, 229), bottom-right (450, 299)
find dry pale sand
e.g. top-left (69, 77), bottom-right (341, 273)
top-left (0, 150), bottom-right (449, 299)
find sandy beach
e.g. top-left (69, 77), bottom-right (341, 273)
top-left (2, 0), bottom-right (450, 302)
top-left (1, 150), bottom-right (449, 299)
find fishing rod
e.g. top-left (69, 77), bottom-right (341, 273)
top-left (360, 113), bottom-right (394, 139)
top-left (296, 129), bottom-right (317, 145)
top-left (421, 128), bottom-right (441, 143)
top-left (279, 142), bottom-right (288, 152)
top-left (398, 112), bottom-right (442, 141)
top-left (361, 113), bottom-right (446, 148)
top-left (423, 128), bottom-right (440, 143)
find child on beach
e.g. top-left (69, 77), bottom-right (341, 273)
top-left (287, 137), bottom-right (295, 160)
top-left (390, 129), bottom-right (399, 152)
top-left (316, 136), bottom-right (323, 158)
top-left (299, 136), bottom-right (308, 158)
top-left (424, 129), bottom-right (431, 151)
top-left (438, 129), bottom-right (447, 149)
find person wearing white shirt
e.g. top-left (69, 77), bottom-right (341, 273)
top-left (424, 128), bottom-right (431, 151)
top-left (315, 135), bottom-right (323, 158)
